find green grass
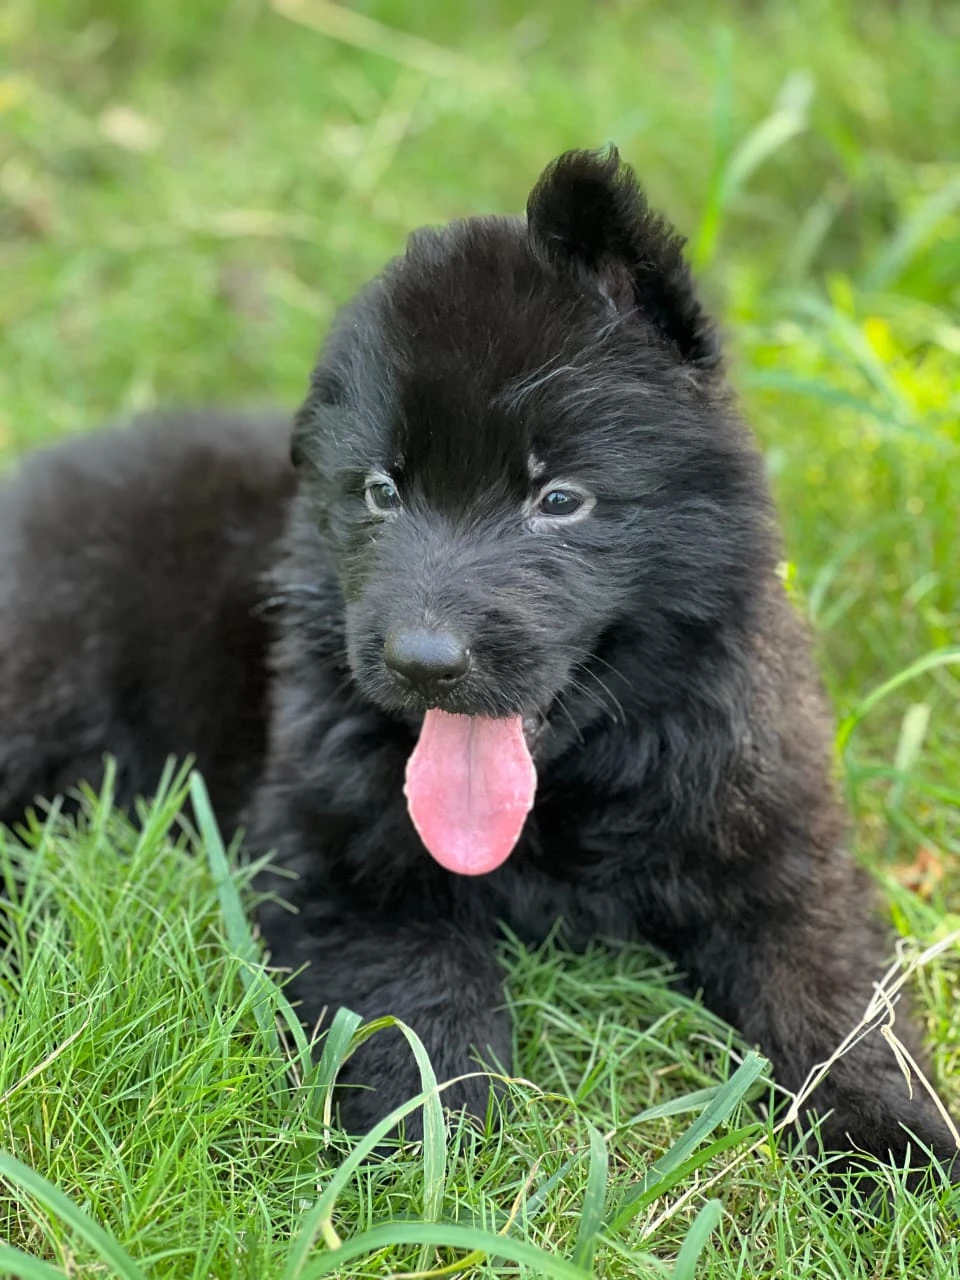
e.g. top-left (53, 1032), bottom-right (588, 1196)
top-left (1, 0), bottom-right (959, 1275)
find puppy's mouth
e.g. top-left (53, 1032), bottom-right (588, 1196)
top-left (403, 709), bottom-right (543, 879)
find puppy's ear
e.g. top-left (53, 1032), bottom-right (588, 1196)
top-left (527, 148), bottom-right (720, 369)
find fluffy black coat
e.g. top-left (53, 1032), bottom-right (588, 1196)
top-left (1, 150), bottom-right (956, 1179)
top-left (0, 410), bottom-right (293, 825)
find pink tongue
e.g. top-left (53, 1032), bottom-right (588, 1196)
top-left (404, 711), bottom-right (537, 876)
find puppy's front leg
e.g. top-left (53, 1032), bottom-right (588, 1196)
top-left (260, 901), bottom-right (511, 1138)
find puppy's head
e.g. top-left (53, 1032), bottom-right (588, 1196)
top-left (289, 149), bottom-right (774, 872)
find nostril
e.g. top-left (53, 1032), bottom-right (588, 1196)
top-left (384, 628), bottom-right (471, 692)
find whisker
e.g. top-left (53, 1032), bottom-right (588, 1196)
top-left (551, 695), bottom-right (585, 745)
top-left (579, 651), bottom-right (622, 679)
top-left (574, 664), bottom-right (627, 725)
top-left (565, 675), bottom-right (621, 725)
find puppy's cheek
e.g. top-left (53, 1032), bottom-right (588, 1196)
top-left (343, 610), bottom-right (377, 681)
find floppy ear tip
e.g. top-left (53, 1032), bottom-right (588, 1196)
top-left (526, 146), bottom-right (634, 258)
top-left (527, 145), bottom-right (623, 201)
top-left (527, 146), bottom-right (723, 371)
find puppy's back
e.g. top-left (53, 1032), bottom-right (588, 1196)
top-left (0, 411), bottom-right (295, 831)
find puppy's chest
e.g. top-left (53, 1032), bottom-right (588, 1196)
top-left (474, 782), bottom-right (697, 949)
top-left (481, 819), bottom-right (650, 950)
top-left (492, 869), bottom-right (641, 950)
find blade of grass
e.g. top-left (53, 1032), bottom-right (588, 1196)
top-left (0, 1152), bottom-right (148, 1280)
top-left (572, 1122), bottom-right (610, 1272)
top-left (863, 174), bottom-right (960, 290)
top-left (837, 649), bottom-right (960, 754)
top-left (519, 1153), bottom-right (579, 1220)
top-left (694, 71), bottom-right (813, 267)
top-left (283, 1017), bottom-right (450, 1276)
top-left (281, 1005), bottom-right (364, 1179)
top-left (670, 1199), bottom-right (723, 1280)
top-left (0, 1246), bottom-right (71, 1280)
top-left (190, 771), bottom-right (314, 1080)
top-left (611, 1125), bottom-right (762, 1229)
top-left (395, 1016), bottom-right (448, 1270)
top-left (295, 1221), bottom-right (593, 1280)
top-left (188, 773), bottom-right (256, 961)
top-left (310, 1004), bottom-right (364, 1126)
top-left (606, 1052), bottom-right (767, 1232)
top-left (130, 755), bottom-right (192, 851)
top-left (804, 513), bottom-right (907, 625)
top-left (720, 71), bottom-right (813, 200)
top-left (741, 371), bottom-right (953, 449)
top-left (613, 1080), bottom-right (767, 1133)
top-left (269, 0), bottom-right (504, 88)
top-left (886, 701), bottom-right (931, 814)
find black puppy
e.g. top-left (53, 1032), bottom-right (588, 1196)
top-left (1, 150), bottom-right (956, 1178)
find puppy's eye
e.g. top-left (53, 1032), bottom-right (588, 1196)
top-left (364, 477), bottom-right (401, 516)
top-left (538, 488), bottom-right (584, 517)
top-left (527, 482), bottom-right (595, 529)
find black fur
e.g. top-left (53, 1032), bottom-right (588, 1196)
top-left (0, 410), bottom-right (294, 828)
top-left (1, 150), bottom-right (956, 1181)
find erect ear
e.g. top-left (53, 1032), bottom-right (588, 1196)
top-left (526, 147), bottom-right (721, 370)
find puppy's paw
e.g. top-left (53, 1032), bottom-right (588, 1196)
top-left (335, 1056), bottom-right (498, 1143)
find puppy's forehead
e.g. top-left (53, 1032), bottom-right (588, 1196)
top-left (372, 218), bottom-right (597, 496)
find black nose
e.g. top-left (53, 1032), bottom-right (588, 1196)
top-left (384, 628), bottom-right (471, 696)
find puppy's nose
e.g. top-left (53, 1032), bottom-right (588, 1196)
top-left (384, 628), bottom-right (471, 696)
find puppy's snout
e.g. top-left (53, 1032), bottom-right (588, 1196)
top-left (384, 628), bottom-right (471, 697)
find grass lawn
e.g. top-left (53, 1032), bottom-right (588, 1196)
top-left (1, 0), bottom-right (959, 1275)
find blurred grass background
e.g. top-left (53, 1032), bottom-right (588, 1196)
top-left (1, 1), bottom-right (959, 1275)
